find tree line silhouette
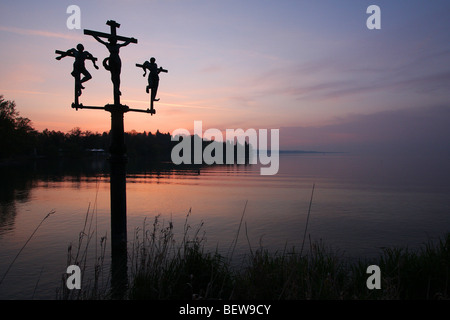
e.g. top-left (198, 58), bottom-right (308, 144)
top-left (0, 95), bottom-right (250, 163)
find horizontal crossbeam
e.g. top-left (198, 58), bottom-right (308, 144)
top-left (84, 29), bottom-right (138, 43)
top-left (128, 108), bottom-right (156, 114)
top-left (72, 103), bottom-right (154, 114)
top-left (136, 63), bottom-right (168, 73)
top-left (72, 104), bottom-right (105, 111)
top-left (55, 50), bottom-right (98, 61)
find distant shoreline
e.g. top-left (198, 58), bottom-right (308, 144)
top-left (0, 150), bottom-right (346, 167)
top-left (257, 150), bottom-right (347, 154)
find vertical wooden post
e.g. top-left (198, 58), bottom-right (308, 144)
top-left (83, 20), bottom-right (136, 299)
top-left (110, 108), bottom-right (127, 299)
top-left (74, 73), bottom-right (80, 107)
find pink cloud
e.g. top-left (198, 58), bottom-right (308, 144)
top-left (0, 25), bottom-right (82, 40)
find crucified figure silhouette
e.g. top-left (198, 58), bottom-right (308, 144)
top-left (56, 43), bottom-right (99, 97)
top-left (92, 33), bottom-right (136, 98)
top-left (136, 57), bottom-right (168, 113)
top-left (144, 57), bottom-right (161, 101)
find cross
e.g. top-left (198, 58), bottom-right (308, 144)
top-left (84, 20), bottom-right (138, 105)
top-left (136, 59), bottom-right (168, 114)
top-left (55, 44), bottom-right (99, 106)
top-left (55, 20), bottom-right (157, 299)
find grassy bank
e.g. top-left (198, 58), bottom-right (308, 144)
top-left (129, 217), bottom-right (449, 300)
top-left (60, 210), bottom-right (450, 300)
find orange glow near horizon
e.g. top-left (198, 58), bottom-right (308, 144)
top-left (1, 1), bottom-right (449, 153)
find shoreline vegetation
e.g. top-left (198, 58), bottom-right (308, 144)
top-left (1, 95), bottom-right (254, 165)
top-left (2, 94), bottom-right (329, 168)
top-left (58, 208), bottom-right (450, 300)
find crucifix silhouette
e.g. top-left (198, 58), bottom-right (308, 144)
top-left (136, 57), bottom-right (168, 114)
top-left (85, 20), bottom-right (137, 105)
top-left (55, 20), bottom-right (160, 299)
top-left (55, 44), bottom-right (99, 105)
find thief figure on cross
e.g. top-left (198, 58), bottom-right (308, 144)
top-left (55, 44), bottom-right (99, 97)
top-left (145, 57), bottom-right (161, 101)
top-left (136, 57), bottom-right (168, 112)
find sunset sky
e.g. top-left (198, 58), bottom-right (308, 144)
top-left (1, 0), bottom-right (449, 153)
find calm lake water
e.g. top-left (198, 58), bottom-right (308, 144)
top-left (0, 152), bottom-right (449, 299)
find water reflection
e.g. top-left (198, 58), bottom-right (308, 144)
top-left (0, 164), bottom-right (35, 236)
top-left (2, 153), bottom-right (449, 238)
top-left (0, 156), bottom-right (257, 245)
top-left (0, 153), bottom-right (449, 299)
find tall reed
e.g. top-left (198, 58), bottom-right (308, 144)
top-left (57, 203), bottom-right (109, 300)
top-left (0, 210), bottom-right (55, 288)
top-left (57, 204), bottom-right (449, 300)
top-left (128, 210), bottom-right (233, 299)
